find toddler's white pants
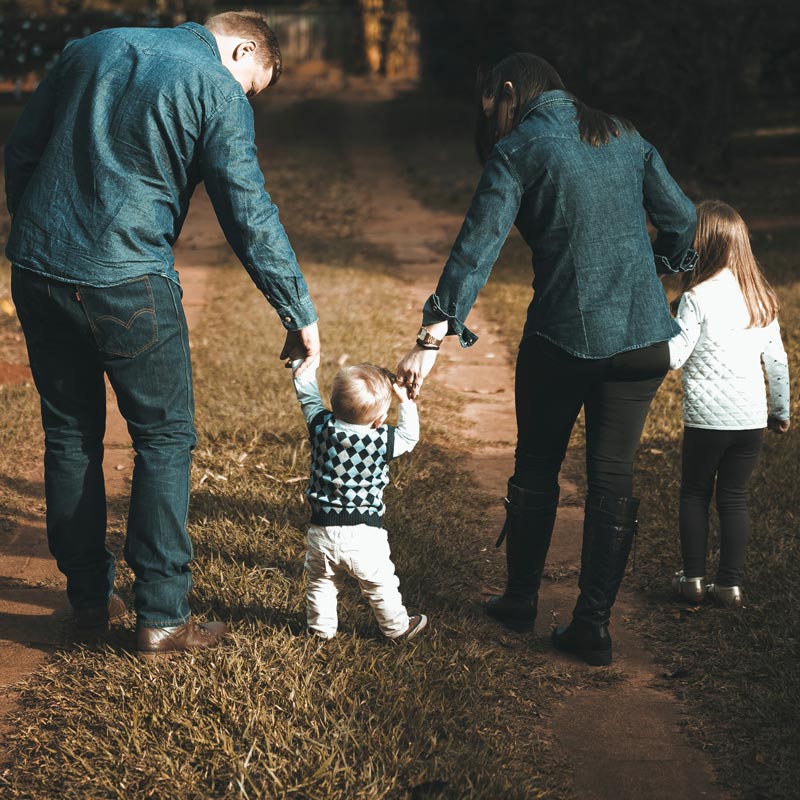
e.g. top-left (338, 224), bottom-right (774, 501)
top-left (305, 523), bottom-right (410, 639)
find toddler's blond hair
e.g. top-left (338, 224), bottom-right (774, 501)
top-left (331, 364), bottom-right (394, 425)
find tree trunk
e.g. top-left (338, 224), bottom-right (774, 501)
top-left (359, 0), bottom-right (383, 74)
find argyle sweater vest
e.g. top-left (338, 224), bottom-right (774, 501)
top-left (306, 411), bottom-right (396, 528)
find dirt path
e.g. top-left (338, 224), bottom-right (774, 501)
top-left (0, 188), bottom-right (216, 751)
top-left (344, 99), bottom-right (727, 799)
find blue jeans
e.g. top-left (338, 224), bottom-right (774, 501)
top-left (11, 267), bottom-right (196, 627)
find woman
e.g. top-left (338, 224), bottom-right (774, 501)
top-left (397, 53), bottom-right (697, 666)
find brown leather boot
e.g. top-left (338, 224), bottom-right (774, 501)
top-left (136, 618), bottom-right (229, 658)
top-left (74, 593), bottom-right (128, 640)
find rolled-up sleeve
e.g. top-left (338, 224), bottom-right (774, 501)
top-left (422, 146), bottom-right (523, 346)
top-left (200, 96), bottom-right (317, 330)
top-left (642, 141), bottom-right (698, 275)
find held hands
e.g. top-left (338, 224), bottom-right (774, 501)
top-left (396, 344), bottom-right (439, 400)
top-left (391, 378), bottom-right (415, 404)
top-left (768, 415), bottom-right (791, 434)
top-left (280, 321), bottom-right (320, 375)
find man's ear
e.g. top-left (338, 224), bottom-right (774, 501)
top-left (232, 39), bottom-right (257, 62)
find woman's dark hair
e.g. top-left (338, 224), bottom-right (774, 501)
top-left (475, 53), bottom-right (635, 164)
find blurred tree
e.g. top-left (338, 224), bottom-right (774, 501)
top-left (353, 0), bottom-right (417, 76)
top-left (359, 0), bottom-right (383, 73)
top-left (383, 0), bottom-right (416, 77)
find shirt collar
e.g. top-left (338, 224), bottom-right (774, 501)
top-left (336, 419), bottom-right (375, 434)
top-left (178, 22), bottom-right (220, 61)
top-left (520, 89), bottom-right (574, 122)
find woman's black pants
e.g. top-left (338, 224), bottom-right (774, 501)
top-left (679, 426), bottom-right (763, 586)
top-left (513, 336), bottom-right (669, 499)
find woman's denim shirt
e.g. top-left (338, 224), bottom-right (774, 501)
top-left (422, 90), bottom-right (697, 358)
top-left (4, 23), bottom-right (316, 331)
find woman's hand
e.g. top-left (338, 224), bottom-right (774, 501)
top-left (396, 345), bottom-right (439, 399)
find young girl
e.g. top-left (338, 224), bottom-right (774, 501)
top-left (669, 200), bottom-right (790, 607)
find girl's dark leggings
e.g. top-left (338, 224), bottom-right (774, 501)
top-left (513, 335), bottom-right (669, 499)
top-left (680, 426), bottom-right (763, 586)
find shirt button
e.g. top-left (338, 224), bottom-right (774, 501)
top-left (284, 315), bottom-right (292, 322)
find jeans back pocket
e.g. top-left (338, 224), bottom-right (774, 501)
top-left (80, 276), bottom-right (158, 358)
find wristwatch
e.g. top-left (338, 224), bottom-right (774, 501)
top-left (416, 326), bottom-right (443, 350)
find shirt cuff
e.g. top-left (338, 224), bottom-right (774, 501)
top-left (655, 248), bottom-right (699, 275)
top-left (269, 292), bottom-right (318, 331)
top-left (421, 293), bottom-right (478, 348)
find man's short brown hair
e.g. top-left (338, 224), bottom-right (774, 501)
top-left (205, 11), bottom-right (283, 86)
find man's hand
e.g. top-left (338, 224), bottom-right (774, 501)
top-left (768, 415), bottom-right (790, 434)
top-left (280, 321), bottom-right (320, 375)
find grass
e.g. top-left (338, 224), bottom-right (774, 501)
top-left (0, 91), bottom-right (593, 799)
top-left (383, 89), bottom-right (800, 799)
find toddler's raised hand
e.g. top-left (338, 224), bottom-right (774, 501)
top-left (392, 379), bottom-right (415, 403)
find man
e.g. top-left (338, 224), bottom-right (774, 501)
top-left (4, 11), bottom-right (320, 656)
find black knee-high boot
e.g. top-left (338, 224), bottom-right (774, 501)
top-left (551, 494), bottom-right (639, 665)
top-left (485, 480), bottom-right (560, 632)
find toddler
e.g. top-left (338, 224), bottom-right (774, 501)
top-left (291, 359), bottom-right (426, 640)
top-left (669, 200), bottom-right (790, 606)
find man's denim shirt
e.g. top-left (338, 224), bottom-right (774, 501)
top-left (422, 90), bottom-right (697, 358)
top-left (4, 23), bottom-right (316, 330)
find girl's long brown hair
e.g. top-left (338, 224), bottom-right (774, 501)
top-left (676, 200), bottom-right (779, 328)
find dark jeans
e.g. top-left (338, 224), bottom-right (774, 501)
top-left (680, 426), bottom-right (763, 586)
top-left (513, 336), bottom-right (669, 498)
top-left (11, 267), bottom-right (196, 627)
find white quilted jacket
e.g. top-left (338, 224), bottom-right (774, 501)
top-left (669, 269), bottom-right (790, 429)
